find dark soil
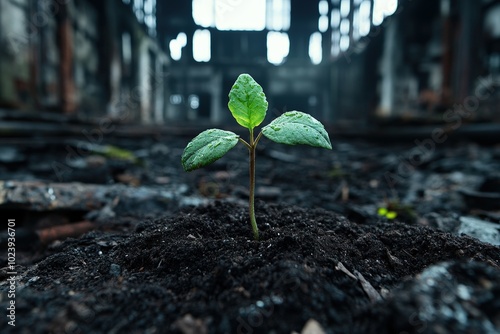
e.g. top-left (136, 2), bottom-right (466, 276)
top-left (2, 201), bottom-right (499, 333)
top-left (1, 136), bottom-right (500, 333)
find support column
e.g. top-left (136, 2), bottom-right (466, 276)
top-left (455, 0), bottom-right (482, 100)
top-left (379, 16), bottom-right (398, 117)
top-left (56, 1), bottom-right (75, 114)
top-left (210, 71), bottom-right (223, 124)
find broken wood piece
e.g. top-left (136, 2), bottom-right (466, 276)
top-left (0, 180), bottom-right (104, 211)
top-left (0, 180), bottom-right (188, 213)
top-left (37, 221), bottom-right (95, 245)
top-left (173, 314), bottom-right (207, 334)
top-left (300, 319), bottom-right (326, 334)
top-left (355, 270), bottom-right (382, 303)
top-left (386, 249), bottom-right (404, 267)
top-left (335, 261), bottom-right (357, 280)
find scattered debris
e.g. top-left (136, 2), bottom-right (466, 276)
top-left (360, 261), bottom-right (500, 333)
top-left (173, 314), bottom-right (208, 334)
top-left (335, 261), bottom-right (357, 280)
top-left (37, 221), bottom-right (95, 245)
top-left (355, 271), bottom-right (383, 303)
top-left (386, 249), bottom-right (404, 267)
top-left (300, 319), bottom-right (326, 334)
top-left (0, 181), bottom-right (188, 214)
top-left (458, 216), bottom-right (500, 246)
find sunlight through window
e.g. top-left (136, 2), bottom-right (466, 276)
top-left (215, 0), bottom-right (266, 30)
top-left (266, 0), bottom-right (291, 31)
top-left (353, 9), bottom-right (360, 40)
top-left (319, 16), bottom-right (329, 32)
top-left (340, 34), bottom-right (350, 51)
top-left (193, 0), bottom-right (292, 65)
top-left (373, 0), bottom-right (398, 26)
top-left (318, 0), bottom-right (329, 33)
top-left (169, 32), bottom-right (187, 61)
top-left (331, 9), bottom-right (340, 28)
top-left (340, 18), bottom-right (350, 35)
top-left (331, 31), bottom-right (341, 57)
top-left (267, 31), bottom-right (289, 65)
top-left (309, 32), bottom-right (323, 65)
top-left (192, 0), bottom-right (214, 28)
top-left (319, 0), bottom-right (329, 15)
top-left (193, 0), bottom-right (291, 31)
top-left (340, 0), bottom-right (350, 17)
top-left (193, 29), bottom-right (211, 62)
top-left (359, 0), bottom-right (371, 36)
top-left (385, 0), bottom-right (398, 16)
top-left (373, 0), bottom-right (383, 25)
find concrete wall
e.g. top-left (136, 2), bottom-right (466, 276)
top-left (0, 0), bottom-right (32, 109)
top-left (0, 0), bottom-right (170, 124)
top-left (329, 0), bottom-right (500, 124)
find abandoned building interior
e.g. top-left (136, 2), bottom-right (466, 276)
top-left (2, 1), bottom-right (500, 333)
top-left (0, 0), bottom-right (499, 129)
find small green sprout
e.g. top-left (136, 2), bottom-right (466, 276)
top-left (377, 207), bottom-right (398, 220)
top-left (181, 74), bottom-right (332, 240)
top-left (378, 200), bottom-right (417, 222)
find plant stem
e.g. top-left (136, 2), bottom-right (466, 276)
top-left (248, 128), bottom-right (259, 240)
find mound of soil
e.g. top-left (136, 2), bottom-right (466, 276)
top-left (3, 201), bottom-right (499, 333)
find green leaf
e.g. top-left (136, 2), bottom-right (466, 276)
top-left (262, 111), bottom-right (332, 149)
top-left (228, 74), bottom-right (268, 130)
top-left (181, 129), bottom-right (239, 172)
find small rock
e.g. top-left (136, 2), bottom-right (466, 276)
top-left (458, 216), bottom-right (500, 246)
top-left (109, 263), bottom-right (121, 277)
top-left (364, 261), bottom-right (500, 333)
top-left (0, 146), bottom-right (25, 163)
top-left (255, 186), bottom-right (281, 200)
top-left (301, 319), bottom-right (326, 334)
top-left (173, 314), bottom-right (207, 334)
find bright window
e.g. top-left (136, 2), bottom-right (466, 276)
top-left (192, 0), bottom-right (214, 28)
top-left (267, 31), bottom-right (289, 65)
top-left (266, 0), bottom-right (291, 31)
top-left (193, 29), bottom-right (211, 62)
top-left (193, 0), bottom-right (291, 31)
top-left (309, 32), bottom-right (323, 65)
top-left (169, 32), bottom-right (187, 61)
top-left (373, 0), bottom-right (398, 26)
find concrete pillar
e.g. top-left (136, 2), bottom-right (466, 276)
top-left (210, 71), bottom-right (223, 124)
top-left (138, 39), bottom-right (151, 124)
top-left (153, 55), bottom-right (168, 124)
top-left (56, 1), bottom-right (76, 114)
top-left (379, 17), bottom-right (398, 117)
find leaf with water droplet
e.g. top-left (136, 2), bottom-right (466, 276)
top-left (228, 74), bottom-right (268, 130)
top-left (262, 111), bottom-right (332, 149)
top-left (181, 129), bottom-right (239, 172)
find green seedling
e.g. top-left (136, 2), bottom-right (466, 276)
top-left (377, 207), bottom-right (398, 220)
top-left (377, 200), bottom-right (417, 223)
top-left (181, 74), bottom-right (332, 240)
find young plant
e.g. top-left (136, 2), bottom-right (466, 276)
top-left (181, 74), bottom-right (332, 240)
